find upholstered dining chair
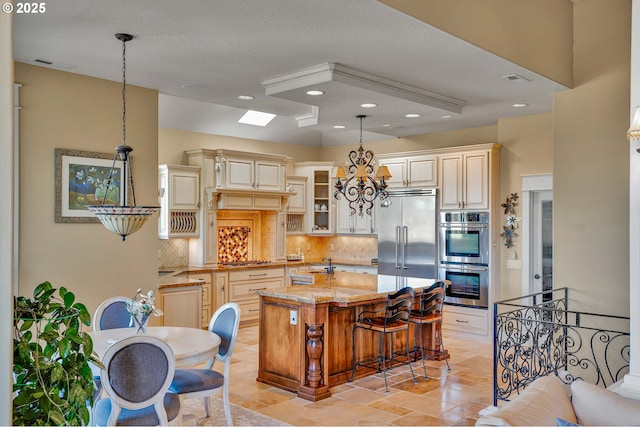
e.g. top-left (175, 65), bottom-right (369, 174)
top-left (409, 281), bottom-right (451, 378)
top-left (92, 335), bottom-right (181, 426)
top-left (350, 286), bottom-right (417, 392)
top-left (93, 296), bottom-right (133, 332)
top-left (169, 302), bottom-right (241, 426)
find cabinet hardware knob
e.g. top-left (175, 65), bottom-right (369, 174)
top-left (249, 273), bottom-right (268, 277)
top-left (249, 287), bottom-right (267, 291)
top-left (455, 319), bottom-right (469, 323)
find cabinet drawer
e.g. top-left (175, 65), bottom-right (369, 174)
top-left (189, 273), bottom-right (212, 283)
top-left (230, 278), bottom-right (284, 300)
top-left (238, 300), bottom-right (260, 321)
top-left (202, 305), bottom-right (211, 328)
top-left (444, 307), bottom-right (487, 334)
top-left (229, 268), bottom-right (284, 282)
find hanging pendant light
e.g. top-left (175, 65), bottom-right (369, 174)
top-left (334, 115), bottom-right (391, 217)
top-left (86, 33), bottom-right (158, 241)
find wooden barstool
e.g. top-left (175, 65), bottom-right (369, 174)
top-left (409, 281), bottom-right (451, 378)
top-left (350, 286), bottom-right (417, 392)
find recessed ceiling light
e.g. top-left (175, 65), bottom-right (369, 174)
top-left (238, 110), bottom-right (276, 126)
top-left (306, 90), bottom-right (324, 96)
top-left (441, 115), bottom-right (452, 119)
top-left (333, 125), bottom-right (347, 129)
top-left (381, 124), bottom-right (391, 127)
top-left (237, 95), bottom-right (254, 100)
top-left (512, 103), bottom-right (529, 108)
top-left (360, 103), bottom-right (377, 108)
top-left (181, 83), bottom-right (212, 90)
top-left (405, 113), bottom-right (421, 118)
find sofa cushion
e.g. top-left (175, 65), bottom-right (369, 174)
top-left (476, 375), bottom-right (577, 426)
top-left (571, 380), bottom-right (640, 426)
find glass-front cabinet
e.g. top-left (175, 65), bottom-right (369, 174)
top-left (294, 162), bottom-right (335, 235)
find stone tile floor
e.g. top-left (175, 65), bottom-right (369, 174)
top-left (206, 325), bottom-right (494, 426)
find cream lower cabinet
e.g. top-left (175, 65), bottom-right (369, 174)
top-left (442, 304), bottom-right (489, 339)
top-left (228, 267), bottom-right (285, 323)
top-left (188, 272), bottom-right (213, 328)
top-left (157, 286), bottom-right (202, 329)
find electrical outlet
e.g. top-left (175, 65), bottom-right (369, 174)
top-left (330, 243), bottom-right (335, 251)
top-left (157, 249), bottom-right (161, 258)
top-left (290, 309), bottom-right (298, 325)
top-left (506, 259), bottom-right (522, 270)
top-left (178, 247), bottom-right (185, 258)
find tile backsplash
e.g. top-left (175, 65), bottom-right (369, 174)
top-left (158, 238), bottom-right (189, 268)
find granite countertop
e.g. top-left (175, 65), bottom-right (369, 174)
top-left (254, 272), bottom-right (437, 305)
top-left (158, 259), bottom-right (377, 276)
top-left (157, 276), bottom-right (205, 290)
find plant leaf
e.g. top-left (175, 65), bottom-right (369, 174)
top-left (63, 292), bottom-right (75, 308)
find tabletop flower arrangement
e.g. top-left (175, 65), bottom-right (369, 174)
top-left (126, 288), bottom-right (163, 333)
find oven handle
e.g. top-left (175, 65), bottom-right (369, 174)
top-left (439, 223), bottom-right (488, 229)
top-left (440, 264), bottom-right (488, 272)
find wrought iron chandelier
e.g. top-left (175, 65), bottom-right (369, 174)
top-left (334, 115), bottom-right (391, 217)
top-left (86, 33), bottom-right (158, 241)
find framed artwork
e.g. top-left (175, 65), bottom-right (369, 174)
top-left (54, 148), bottom-right (125, 223)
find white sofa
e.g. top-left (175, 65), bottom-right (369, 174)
top-left (476, 375), bottom-right (640, 426)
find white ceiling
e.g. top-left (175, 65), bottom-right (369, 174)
top-left (12, 0), bottom-right (568, 147)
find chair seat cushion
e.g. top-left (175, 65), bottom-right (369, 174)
top-left (93, 392), bottom-right (180, 426)
top-left (169, 368), bottom-right (224, 394)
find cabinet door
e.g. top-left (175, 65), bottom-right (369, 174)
top-left (255, 160), bottom-right (282, 191)
top-left (353, 207), bottom-right (374, 234)
top-left (213, 272), bottom-right (228, 313)
top-left (160, 287), bottom-right (202, 329)
top-left (276, 212), bottom-right (287, 260)
top-left (463, 151), bottom-right (489, 209)
top-left (287, 179), bottom-right (306, 213)
top-left (336, 197), bottom-right (353, 234)
top-left (407, 155), bottom-right (437, 187)
top-left (225, 157), bottom-right (254, 189)
top-left (379, 158), bottom-right (407, 188)
top-left (170, 170), bottom-right (200, 210)
top-left (440, 154), bottom-right (463, 209)
top-left (309, 169), bottom-right (333, 234)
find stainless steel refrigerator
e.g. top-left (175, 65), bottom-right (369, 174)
top-left (377, 188), bottom-right (437, 279)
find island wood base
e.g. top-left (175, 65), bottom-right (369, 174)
top-left (257, 293), bottom-right (449, 401)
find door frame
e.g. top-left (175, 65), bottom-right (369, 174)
top-left (521, 174), bottom-right (553, 296)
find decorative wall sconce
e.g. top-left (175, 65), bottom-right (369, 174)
top-left (500, 193), bottom-right (520, 248)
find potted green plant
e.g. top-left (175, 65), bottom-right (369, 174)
top-left (13, 281), bottom-right (103, 426)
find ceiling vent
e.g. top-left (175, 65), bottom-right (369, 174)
top-left (502, 74), bottom-right (531, 83)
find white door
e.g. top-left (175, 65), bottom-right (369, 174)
top-left (531, 190), bottom-right (553, 298)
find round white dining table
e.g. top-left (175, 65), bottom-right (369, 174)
top-left (87, 326), bottom-right (221, 373)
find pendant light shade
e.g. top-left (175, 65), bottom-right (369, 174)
top-left (86, 33), bottom-right (158, 240)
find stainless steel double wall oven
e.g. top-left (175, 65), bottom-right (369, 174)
top-left (438, 211), bottom-right (490, 308)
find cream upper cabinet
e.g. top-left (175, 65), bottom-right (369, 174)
top-left (294, 162), bottom-right (336, 235)
top-left (158, 164), bottom-right (200, 239)
top-left (378, 154), bottom-right (437, 188)
top-left (336, 182), bottom-right (376, 235)
top-left (439, 151), bottom-right (489, 210)
top-left (286, 176), bottom-right (307, 213)
top-left (223, 156), bottom-right (284, 191)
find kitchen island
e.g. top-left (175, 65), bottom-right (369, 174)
top-left (254, 272), bottom-right (448, 401)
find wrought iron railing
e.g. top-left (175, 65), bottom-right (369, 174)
top-left (493, 287), bottom-right (630, 406)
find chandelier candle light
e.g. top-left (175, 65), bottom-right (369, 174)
top-left (86, 33), bottom-right (158, 240)
top-left (334, 115), bottom-right (391, 217)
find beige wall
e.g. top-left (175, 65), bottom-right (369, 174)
top-left (496, 113), bottom-right (554, 299)
top-left (14, 63), bottom-right (160, 316)
top-left (554, 0), bottom-right (630, 315)
top-left (319, 125), bottom-right (498, 163)
top-left (379, 0), bottom-right (574, 87)
top-left (159, 127), bottom-right (321, 173)
top-left (1, 6), bottom-right (13, 424)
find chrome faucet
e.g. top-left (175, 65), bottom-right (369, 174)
top-left (322, 257), bottom-right (335, 274)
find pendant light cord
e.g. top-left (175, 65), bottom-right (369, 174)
top-left (121, 35), bottom-right (127, 147)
